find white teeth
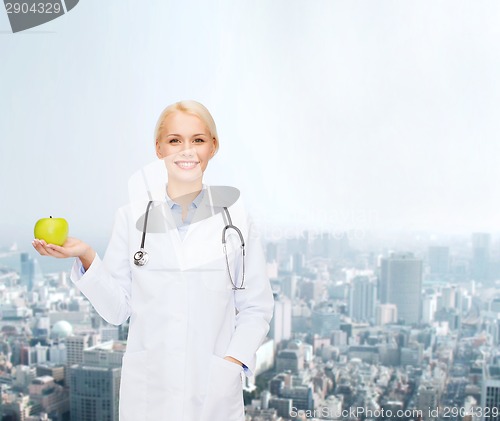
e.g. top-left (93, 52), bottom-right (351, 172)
top-left (176, 161), bottom-right (198, 169)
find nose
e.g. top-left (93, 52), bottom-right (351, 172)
top-left (180, 145), bottom-right (196, 158)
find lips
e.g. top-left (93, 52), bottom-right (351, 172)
top-left (175, 161), bottom-right (200, 170)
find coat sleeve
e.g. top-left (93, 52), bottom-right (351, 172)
top-left (223, 216), bottom-right (274, 377)
top-left (69, 206), bottom-right (132, 326)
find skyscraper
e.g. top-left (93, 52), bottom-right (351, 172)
top-left (349, 276), bottom-right (377, 322)
top-left (65, 335), bottom-right (90, 367)
top-left (380, 253), bottom-right (423, 325)
top-left (65, 334), bottom-right (91, 386)
top-left (481, 361), bottom-right (500, 421)
top-left (70, 365), bottom-right (121, 421)
top-left (20, 252), bottom-right (37, 291)
top-left (269, 294), bottom-right (292, 345)
top-left (472, 233), bottom-right (491, 282)
top-left (428, 246), bottom-right (450, 278)
top-left (69, 341), bottom-right (125, 421)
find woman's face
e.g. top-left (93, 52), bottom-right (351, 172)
top-left (156, 111), bottom-right (217, 183)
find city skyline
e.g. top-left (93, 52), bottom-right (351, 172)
top-left (2, 223), bottom-right (500, 420)
top-left (3, 223), bottom-right (500, 277)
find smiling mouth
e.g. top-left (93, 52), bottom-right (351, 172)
top-left (175, 161), bottom-right (200, 170)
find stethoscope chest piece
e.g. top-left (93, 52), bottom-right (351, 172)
top-left (134, 249), bottom-right (149, 266)
top-left (132, 200), bottom-right (245, 289)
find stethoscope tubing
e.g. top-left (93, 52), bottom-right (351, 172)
top-left (133, 202), bottom-right (246, 289)
top-left (222, 207), bottom-right (245, 290)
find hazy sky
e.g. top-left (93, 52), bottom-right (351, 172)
top-left (1, 1), bottom-right (500, 259)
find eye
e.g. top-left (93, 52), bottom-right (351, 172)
top-left (169, 138), bottom-right (181, 144)
top-left (193, 138), bottom-right (205, 143)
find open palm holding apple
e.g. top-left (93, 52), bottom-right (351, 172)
top-left (32, 216), bottom-right (96, 270)
top-left (33, 237), bottom-right (88, 258)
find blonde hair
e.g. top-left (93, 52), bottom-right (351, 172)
top-left (154, 100), bottom-right (219, 155)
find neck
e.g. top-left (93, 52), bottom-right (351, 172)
top-left (167, 180), bottom-right (203, 207)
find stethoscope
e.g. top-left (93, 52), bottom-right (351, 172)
top-left (133, 201), bottom-right (246, 290)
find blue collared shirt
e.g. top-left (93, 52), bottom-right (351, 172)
top-left (165, 187), bottom-right (205, 240)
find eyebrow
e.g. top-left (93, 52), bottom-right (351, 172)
top-left (165, 133), bottom-right (209, 137)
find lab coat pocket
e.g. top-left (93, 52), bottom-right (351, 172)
top-left (119, 350), bottom-right (148, 421)
top-left (200, 355), bottom-right (244, 421)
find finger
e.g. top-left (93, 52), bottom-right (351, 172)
top-left (46, 249), bottom-right (67, 258)
top-left (47, 244), bottom-right (65, 253)
top-left (44, 248), bottom-right (67, 259)
top-left (33, 240), bottom-right (50, 256)
top-left (44, 245), bottom-right (70, 258)
top-left (46, 244), bottom-right (72, 258)
top-left (36, 241), bottom-right (63, 258)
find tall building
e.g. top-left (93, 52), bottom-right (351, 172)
top-left (69, 365), bottom-right (121, 421)
top-left (276, 349), bottom-right (302, 374)
top-left (380, 253), bottom-right (423, 325)
top-left (300, 279), bottom-right (323, 302)
top-left (422, 293), bottom-right (437, 324)
top-left (65, 334), bottom-right (91, 386)
top-left (19, 252), bottom-right (44, 291)
top-left (280, 385), bottom-right (314, 412)
top-left (34, 343), bottom-right (48, 364)
top-left (416, 383), bottom-right (439, 420)
top-left (482, 366), bottom-right (500, 420)
top-left (20, 252), bottom-right (39, 291)
top-left (282, 274), bottom-right (298, 300)
top-left (428, 246), bottom-right (450, 277)
top-left (349, 276), bottom-right (377, 322)
top-left (269, 294), bottom-right (292, 345)
top-left (65, 335), bottom-right (90, 367)
top-left (472, 233), bottom-right (490, 282)
top-left (69, 341), bottom-right (125, 421)
top-left (481, 362), bottom-right (500, 421)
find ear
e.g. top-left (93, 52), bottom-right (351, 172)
top-left (155, 141), bottom-right (163, 159)
top-left (210, 138), bottom-right (217, 157)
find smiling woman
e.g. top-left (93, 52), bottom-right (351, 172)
top-left (154, 100), bottom-right (220, 153)
top-left (155, 102), bottom-right (219, 217)
top-left (32, 100), bottom-right (274, 421)
top-left (157, 114), bottom-right (216, 205)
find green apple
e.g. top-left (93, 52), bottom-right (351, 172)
top-left (34, 216), bottom-right (69, 246)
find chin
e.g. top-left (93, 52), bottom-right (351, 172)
top-left (170, 170), bottom-right (204, 184)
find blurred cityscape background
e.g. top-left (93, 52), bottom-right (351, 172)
top-left (2, 1), bottom-right (500, 421)
top-left (1, 228), bottom-right (500, 421)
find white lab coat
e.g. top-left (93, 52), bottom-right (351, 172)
top-left (70, 185), bottom-right (274, 421)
